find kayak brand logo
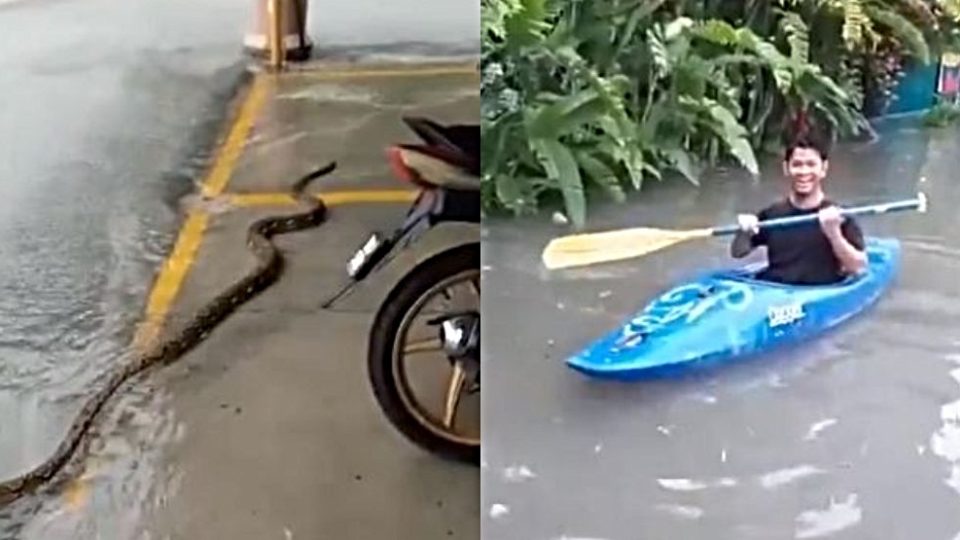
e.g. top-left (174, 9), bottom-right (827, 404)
top-left (768, 302), bottom-right (805, 327)
top-left (613, 281), bottom-right (753, 351)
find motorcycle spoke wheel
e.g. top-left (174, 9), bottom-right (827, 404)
top-left (392, 270), bottom-right (480, 447)
top-left (368, 244), bottom-right (480, 463)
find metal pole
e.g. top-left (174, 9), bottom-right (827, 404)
top-left (268, 0), bottom-right (285, 71)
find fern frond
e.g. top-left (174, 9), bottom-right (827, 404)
top-left (498, 0), bottom-right (554, 49)
top-left (841, 0), bottom-right (870, 49)
top-left (778, 9), bottom-right (810, 62)
top-left (647, 26), bottom-right (671, 78)
top-left (838, 53), bottom-right (865, 109)
top-left (482, 0), bottom-right (522, 42)
top-left (865, 5), bottom-right (931, 64)
top-left (694, 18), bottom-right (740, 47)
top-left (940, 0), bottom-right (960, 22)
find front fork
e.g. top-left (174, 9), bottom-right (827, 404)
top-left (432, 311), bottom-right (479, 360)
top-left (321, 189), bottom-right (438, 308)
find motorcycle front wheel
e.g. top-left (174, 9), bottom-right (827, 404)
top-left (368, 243), bottom-right (480, 464)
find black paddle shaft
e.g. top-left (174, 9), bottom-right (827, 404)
top-left (710, 194), bottom-right (926, 237)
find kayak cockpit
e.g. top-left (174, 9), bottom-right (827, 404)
top-left (712, 237), bottom-right (897, 290)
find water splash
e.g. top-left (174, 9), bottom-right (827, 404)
top-left (931, 359), bottom-right (960, 496)
top-left (794, 494), bottom-right (862, 539)
top-left (657, 478), bottom-right (708, 492)
top-left (489, 504), bottom-right (510, 519)
top-left (657, 477), bottom-right (738, 491)
top-left (502, 465), bottom-right (536, 483)
top-left (804, 419), bottom-right (839, 441)
top-left (758, 465), bottom-right (826, 490)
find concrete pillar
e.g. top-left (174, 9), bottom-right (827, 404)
top-left (244, 0), bottom-right (313, 62)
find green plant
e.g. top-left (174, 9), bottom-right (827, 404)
top-left (481, 0), bottom-right (663, 227)
top-left (480, 0), bottom-right (950, 228)
top-left (922, 94), bottom-right (960, 126)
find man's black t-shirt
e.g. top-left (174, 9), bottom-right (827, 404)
top-left (751, 198), bottom-right (865, 285)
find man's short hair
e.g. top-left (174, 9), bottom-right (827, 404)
top-left (784, 133), bottom-right (830, 162)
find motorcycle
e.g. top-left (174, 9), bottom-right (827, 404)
top-left (322, 116), bottom-right (480, 464)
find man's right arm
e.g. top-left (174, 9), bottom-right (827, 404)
top-left (730, 213), bottom-right (761, 258)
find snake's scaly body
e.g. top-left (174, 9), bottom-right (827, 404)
top-left (0, 161), bottom-right (336, 506)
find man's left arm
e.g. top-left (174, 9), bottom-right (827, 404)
top-left (820, 206), bottom-right (867, 275)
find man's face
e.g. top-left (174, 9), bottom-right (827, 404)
top-left (783, 146), bottom-right (828, 196)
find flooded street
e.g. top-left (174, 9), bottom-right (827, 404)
top-left (0, 0), bottom-right (247, 536)
top-left (482, 119), bottom-right (960, 539)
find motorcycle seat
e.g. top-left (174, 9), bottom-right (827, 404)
top-left (402, 116), bottom-right (479, 176)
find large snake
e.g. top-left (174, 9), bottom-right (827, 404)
top-left (0, 161), bottom-right (336, 506)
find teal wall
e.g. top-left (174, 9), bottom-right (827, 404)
top-left (884, 60), bottom-right (939, 116)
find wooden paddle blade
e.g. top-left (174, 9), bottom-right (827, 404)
top-left (541, 227), bottom-right (712, 270)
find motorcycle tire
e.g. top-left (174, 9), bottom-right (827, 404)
top-left (368, 243), bottom-right (480, 465)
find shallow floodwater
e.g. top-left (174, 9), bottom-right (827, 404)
top-left (0, 0), bottom-right (246, 537)
top-left (482, 118), bottom-right (960, 539)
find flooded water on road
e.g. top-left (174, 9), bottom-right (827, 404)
top-left (0, 0), bottom-right (246, 536)
top-left (482, 119), bottom-right (960, 540)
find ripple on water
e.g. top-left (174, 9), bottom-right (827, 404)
top-left (0, 218), bottom-right (181, 535)
top-left (1, 382), bottom-right (181, 539)
top-left (655, 503), bottom-right (705, 520)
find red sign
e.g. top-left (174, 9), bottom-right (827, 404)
top-left (938, 53), bottom-right (960, 96)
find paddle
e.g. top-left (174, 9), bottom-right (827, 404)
top-left (541, 192), bottom-right (927, 270)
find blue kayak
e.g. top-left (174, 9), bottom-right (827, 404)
top-left (566, 237), bottom-right (901, 380)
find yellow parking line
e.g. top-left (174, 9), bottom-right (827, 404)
top-left (201, 73), bottom-right (270, 198)
top-left (133, 77), bottom-right (282, 349)
top-left (64, 66), bottom-right (265, 517)
top-left (128, 189), bottom-right (414, 353)
top-left (66, 218), bottom-right (211, 513)
top-left (64, 66), bottom-right (423, 510)
top-left (132, 211), bottom-right (210, 350)
top-left (230, 189), bottom-right (418, 207)
top-left (64, 211), bottom-right (209, 509)
top-left (64, 187), bottom-right (414, 510)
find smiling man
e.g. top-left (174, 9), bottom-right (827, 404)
top-left (730, 134), bottom-right (868, 285)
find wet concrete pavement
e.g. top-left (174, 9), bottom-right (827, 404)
top-left (142, 69), bottom-right (480, 540)
top-left (142, 206), bottom-right (479, 540)
top-left (482, 119), bottom-right (960, 539)
top-left (1, 64), bottom-right (480, 539)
